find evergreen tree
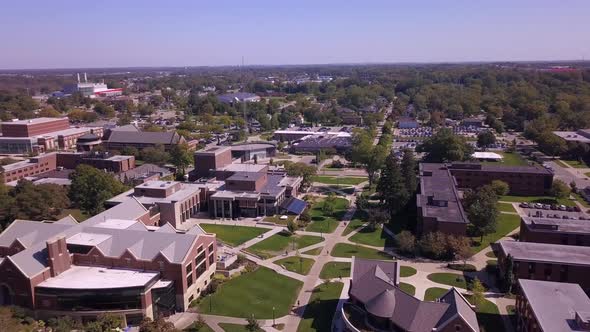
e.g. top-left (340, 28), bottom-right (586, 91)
top-left (400, 148), bottom-right (417, 195)
top-left (503, 254), bottom-right (514, 293)
top-left (377, 152), bottom-right (409, 220)
top-left (463, 185), bottom-right (499, 242)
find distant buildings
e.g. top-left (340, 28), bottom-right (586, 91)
top-left (516, 279), bottom-right (590, 332)
top-left (1, 151), bottom-right (135, 185)
top-left (273, 129), bottom-right (353, 154)
top-left (63, 73), bottom-right (123, 98)
top-left (0, 199), bottom-right (217, 324)
top-left (103, 128), bottom-right (192, 151)
top-left (0, 117), bottom-right (103, 154)
top-left (520, 216), bottom-right (590, 246)
top-left (397, 117), bottom-right (419, 129)
top-left (553, 128), bottom-right (590, 144)
top-left (344, 257), bottom-right (479, 332)
top-left (230, 142), bottom-right (276, 162)
top-left (217, 92), bottom-right (261, 104)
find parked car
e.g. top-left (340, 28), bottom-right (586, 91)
top-left (543, 204), bottom-right (551, 210)
top-left (566, 206), bottom-right (574, 212)
top-left (562, 215), bottom-right (570, 219)
top-left (574, 206), bottom-right (581, 212)
top-left (550, 204), bottom-right (557, 210)
top-left (559, 205), bottom-right (567, 211)
top-left (520, 202), bottom-right (529, 208)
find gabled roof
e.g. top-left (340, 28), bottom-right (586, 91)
top-left (349, 257), bottom-right (479, 332)
top-left (106, 130), bottom-right (181, 145)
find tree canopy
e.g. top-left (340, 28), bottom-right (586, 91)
top-left (69, 165), bottom-right (128, 215)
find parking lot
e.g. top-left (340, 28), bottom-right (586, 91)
top-left (516, 202), bottom-right (588, 220)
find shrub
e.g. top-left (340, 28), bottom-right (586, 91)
top-left (395, 231), bottom-right (416, 255)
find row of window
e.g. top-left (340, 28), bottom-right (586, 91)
top-left (186, 243), bottom-right (215, 287)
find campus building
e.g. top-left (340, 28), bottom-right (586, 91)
top-left (230, 143), bottom-right (276, 162)
top-left (0, 199), bottom-right (217, 324)
top-left (497, 240), bottom-right (590, 293)
top-left (516, 279), bottom-right (590, 332)
top-left (106, 181), bottom-right (207, 229)
top-left (1, 152), bottom-right (135, 185)
top-left (417, 162), bottom-right (554, 236)
top-left (448, 163), bottom-right (553, 196)
top-left (417, 163), bottom-right (470, 236)
top-left (519, 216), bottom-right (590, 247)
top-left (0, 117), bottom-right (103, 154)
top-left (190, 146), bottom-right (305, 218)
top-left (217, 92), bottom-right (261, 104)
top-left (344, 257), bottom-right (479, 332)
top-left (104, 130), bottom-right (189, 152)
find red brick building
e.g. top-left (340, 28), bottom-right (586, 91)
top-left (497, 240), bottom-right (590, 293)
top-left (520, 216), bottom-right (590, 246)
top-left (516, 279), bottom-right (590, 332)
top-left (0, 199), bottom-right (216, 325)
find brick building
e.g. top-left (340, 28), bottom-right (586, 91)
top-left (344, 257), bottom-right (480, 332)
top-left (190, 146), bottom-right (305, 219)
top-left (520, 216), bottom-right (590, 246)
top-left (516, 279), bottom-right (590, 332)
top-left (0, 117), bottom-right (103, 154)
top-left (416, 163), bottom-right (470, 236)
top-left (497, 240), bottom-right (590, 293)
top-left (1, 152), bottom-right (135, 184)
top-left (0, 199), bottom-right (217, 325)
top-left (104, 130), bottom-right (188, 152)
top-left (106, 181), bottom-right (206, 229)
top-left (448, 163), bottom-right (553, 196)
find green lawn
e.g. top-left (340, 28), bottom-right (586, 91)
top-left (248, 232), bottom-right (324, 259)
top-left (319, 262), bottom-right (351, 279)
top-left (497, 203), bottom-right (516, 213)
top-left (199, 224), bottom-right (268, 247)
top-left (555, 160), bottom-right (570, 168)
top-left (482, 152), bottom-right (528, 166)
top-left (573, 192), bottom-right (590, 208)
top-left (306, 197), bottom-right (349, 233)
top-left (342, 210), bottom-right (367, 236)
top-left (275, 256), bottom-right (315, 275)
top-left (464, 295), bottom-right (504, 332)
top-left (218, 323), bottom-right (250, 332)
top-left (400, 266), bottom-right (417, 277)
top-left (562, 159), bottom-right (589, 168)
top-left (263, 214), bottom-right (296, 225)
top-left (423, 287), bottom-right (449, 301)
top-left (349, 226), bottom-right (395, 247)
top-left (499, 195), bottom-right (575, 207)
top-left (302, 247), bottom-right (323, 256)
top-left (470, 213), bottom-right (520, 253)
top-left (184, 322), bottom-right (215, 332)
top-left (399, 282), bottom-right (416, 296)
top-left (311, 176), bottom-right (368, 185)
top-left (331, 243), bottom-right (392, 260)
top-left (197, 267), bottom-right (302, 318)
top-left (297, 282), bottom-right (344, 332)
top-left (427, 273), bottom-right (468, 289)
top-left (585, 172), bottom-right (590, 178)
top-left (57, 208), bottom-right (89, 222)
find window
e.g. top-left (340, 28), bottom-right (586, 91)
top-left (196, 263), bottom-right (207, 278)
top-left (185, 262), bottom-right (192, 274)
top-left (208, 243), bottom-right (214, 253)
top-left (208, 253), bottom-right (214, 265)
top-left (195, 251), bottom-right (206, 266)
top-left (186, 274), bottom-right (193, 287)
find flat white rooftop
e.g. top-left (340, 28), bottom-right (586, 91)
top-left (67, 232), bottom-right (112, 246)
top-left (37, 265), bottom-right (159, 289)
top-left (2, 117), bottom-right (66, 125)
top-left (94, 219), bottom-right (140, 230)
top-left (472, 152), bottom-right (503, 160)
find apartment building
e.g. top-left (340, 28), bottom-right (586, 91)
top-left (515, 279), bottom-right (590, 332)
top-left (497, 240), bottom-right (590, 293)
top-left (520, 216), bottom-right (590, 246)
top-left (0, 199), bottom-right (217, 325)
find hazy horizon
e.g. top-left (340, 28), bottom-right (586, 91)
top-left (2, 0), bottom-right (589, 70)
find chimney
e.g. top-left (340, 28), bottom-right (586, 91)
top-left (84, 72), bottom-right (88, 83)
top-left (77, 73), bottom-right (80, 83)
top-left (46, 236), bottom-right (71, 277)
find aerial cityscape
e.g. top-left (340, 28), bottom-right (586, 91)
top-left (1, 1), bottom-right (590, 332)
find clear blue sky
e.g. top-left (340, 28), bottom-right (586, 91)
top-left (1, 0), bottom-right (589, 69)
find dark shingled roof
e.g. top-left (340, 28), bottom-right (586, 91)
top-left (107, 131), bottom-right (181, 145)
top-left (349, 257), bottom-right (479, 332)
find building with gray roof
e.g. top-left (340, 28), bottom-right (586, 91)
top-left (497, 240), bottom-right (590, 293)
top-left (517, 279), bottom-right (590, 332)
top-left (104, 130), bottom-right (187, 151)
top-left (520, 216), bottom-right (590, 246)
top-left (0, 198), bottom-right (217, 324)
top-left (345, 257), bottom-right (479, 332)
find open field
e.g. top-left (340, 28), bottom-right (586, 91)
top-left (330, 243), bottom-right (392, 260)
top-left (197, 267), bottom-right (302, 318)
top-left (297, 282), bottom-right (344, 332)
top-left (470, 213), bottom-right (520, 253)
top-left (311, 176), bottom-right (368, 185)
top-left (306, 197), bottom-right (349, 233)
top-left (274, 256), bottom-right (315, 275)
top-left (248, 232), bottom-right (324, 258)
top-left (482, 152), bottom-right (528, 166)
top-left (199, 224), bottom-right (268, 246)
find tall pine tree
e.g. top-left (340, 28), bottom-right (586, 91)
top-left (400, 148), bottom-right (417, 195)
top-left (377, 152), bottom-right (409, 220)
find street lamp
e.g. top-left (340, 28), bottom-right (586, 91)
top-left (272, 306), bottom-right (276, 327)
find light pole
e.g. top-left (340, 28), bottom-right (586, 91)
top-left (272, 306), bottom-right (276, 327)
